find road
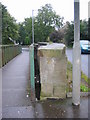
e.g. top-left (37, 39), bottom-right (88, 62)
top-left (66, 48), bottom-right (89, 77)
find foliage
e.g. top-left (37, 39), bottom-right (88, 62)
top-left (67, 61), bottom-right (89, 92)
top-left (64, 20), bottom-right (88, 47)
top-left (64, 22), bottom-right (74, 47)
top-left (88, 18), bottom-right (90, 40)
top-left (17, 4), bottom-right (64, 44)
top-left (2, 3), bottom-right (89, 45)
top-left (36, 4), bottom-right (64, 29)
top-left (17, 24), bottom-right (25, 44)
top-left (24, 36), bottom-right (30, 45)
top-left (1, 4), bottom-right (64, 45)
top-left (17, 18), bottom-right (32, 45)
top-left (23, 18), bottom-right (32, 44)
top-left (81, 71), bottom-right (88, 83)
top-left (50, 30), bottom-right (64, 43)
top-left (2, 4), bottom-right (19, 44)
top-left (80, 20), bottom-right (88, 40)
top-left (80, 84), bottom-right (88, 92)
top-left (34, 4), bottom-right (64, 43)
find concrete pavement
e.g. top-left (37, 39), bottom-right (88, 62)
top-left (36, 96), bottom-right (89, 118)
top-left (2, 50), bottom-right (35, 118)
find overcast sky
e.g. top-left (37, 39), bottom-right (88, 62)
top-left (1, 0), bottom-right (89, 23)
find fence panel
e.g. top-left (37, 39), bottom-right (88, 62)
top-left (0, 45), bottom-right (22, 67)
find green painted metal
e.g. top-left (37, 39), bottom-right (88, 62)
top-left (29, 44), bottom-right (35, 101)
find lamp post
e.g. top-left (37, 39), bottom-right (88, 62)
top-left (72, 0), bottom-right (81, 106)
top-left (88, 2), bottom-right (90, 80)
top-left (30, 10), bottom-right (35, 101)
top-left (32, 10), bottom-right (34, 45)
top-left (0, 3), bottom-right (2, 45)
top-left (88, 2), bottom-right (90, 41)
top-left (0, 3), bottom-right (2, 119)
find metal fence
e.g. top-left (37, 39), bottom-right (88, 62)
top-left (0, 45), bottom-right (22, 67)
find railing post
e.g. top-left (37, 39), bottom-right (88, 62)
top-left (30, 45), bottom-right (35, 101)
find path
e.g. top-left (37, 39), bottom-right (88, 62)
top-left (2, 50), bottom-right (35, 118)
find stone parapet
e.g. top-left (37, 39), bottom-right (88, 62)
top-left (38, 43), bottom-right (67, 99)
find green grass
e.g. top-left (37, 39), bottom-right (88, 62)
top-left (80, 84), bottom-right (88, 92)
top-left (67, 61), bottom-right (89, 92)
top-left (81, 72), bottom-right (88, 83)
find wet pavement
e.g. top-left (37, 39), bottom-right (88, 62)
top-left (2, 49), bottom-right (89, 119)
top-left (35, 96), bottom-right (89, 118)
top-left (2, 50), bottom-right (35, 118)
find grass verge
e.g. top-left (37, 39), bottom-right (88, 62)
top-left (67, 61), bottom-right (90, 92)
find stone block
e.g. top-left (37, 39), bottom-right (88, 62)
top-left (38, 43), bottom-right (67, 99)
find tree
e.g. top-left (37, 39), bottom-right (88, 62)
top-left (34, 4), bottom-right (64, 42)
top-left (34, 20), bottom-right (55, 42)
top-left (50, 30), bottom-right (64, 43)
top-left (18, 4), bottom-right (64, 44)
top-left (17, 18), bottom-right (32, 45)
top-left (36, 4), bottom-right (64, 29)
top-left (64, 20), bottom-right (88, 47)
top-left (24, 18), bottom-right (32, 44)
top-left (64, 22), bottom-right (74, 47)
top-left (88, 18), bottom-right (90, 40)
top-left (2, 4), bottom-right (19, 44)
top-left (80, 20), bottom-right (88, 40)
top-left (18, 23), bottom-right (26, 44)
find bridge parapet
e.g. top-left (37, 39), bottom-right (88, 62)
top-left (0, 45), bottom-right (22, 67)
top-left (38, 43), bottom-right (67, 99)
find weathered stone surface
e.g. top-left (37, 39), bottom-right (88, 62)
top-left (38, 43), bottom-right (67, 99)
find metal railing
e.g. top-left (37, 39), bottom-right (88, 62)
top-left (0, 45), bottom-right (22, 67)
top-left (29, 44), bottom-right (35, 101)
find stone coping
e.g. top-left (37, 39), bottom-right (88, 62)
top-left (38, 43), bottom-right (66, 58)
top-left (38, 43), bottom-right (65, 50)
